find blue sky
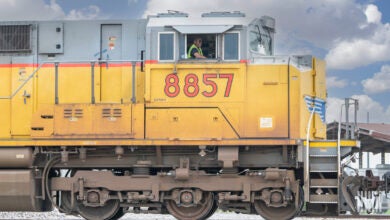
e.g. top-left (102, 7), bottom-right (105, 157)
top-left (0, 0), bottom-right (389, 123)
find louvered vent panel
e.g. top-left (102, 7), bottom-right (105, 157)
top-left (74, 109), bottom-right (83, 118)
top-left (102, 108), bottom-right (111, 118)
top-left (102, 108), bottom-right (122, 118)
top-left (113, 108), bottom-right (122, 118)
top-left (0, 25), bottom-right (31, 52)
top-left (63, 109), bottom-right (83, 118)
top-left (63, 109), bottom-right (72, 118)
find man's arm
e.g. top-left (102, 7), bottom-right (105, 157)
top-left (191, 48), bottom-right (206, 59)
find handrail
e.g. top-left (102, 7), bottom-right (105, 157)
top-left (0, 59), bottom-right (142, 104)
top-left (304, 107), bottom-right (315, 201)
top-left (337, 104), bottom-right (345, 179)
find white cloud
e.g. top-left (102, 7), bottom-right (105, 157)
top-left (327, 76), bottom-right (348, 88)
top-left (326, 97), bottom-right (345, 123)
top-left (327, 95), bottom-right (390, 123)
top-left (365, 4), bottom-right (381, 24)
top-left (66, 5), bottom-right (101, 20)
top-left (0, 0), bottom-right (65, 20)
top-left (0, 0), bottom-right (102, 21)
top-left (325, 23), bottom-right (390, 69)
top-left (325, 3), bottom-right (390, 70)
top-left (362, 65), bottom-right (390, 94)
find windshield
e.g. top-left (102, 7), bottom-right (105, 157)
top-left (249, 20), bottom-right (272, 55)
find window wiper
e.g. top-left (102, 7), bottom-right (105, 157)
top-left (255, 25), bottom-right (262, 44)
top-left (265, 27), bottom-right (272, 53)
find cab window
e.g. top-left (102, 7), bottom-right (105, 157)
top-left (223, 32), bottom-right (239, 60)
top-left (159, 32), bottom-right (175, 61)
top-left (249, 21), bottom-right (272, 55)
top-left (186, 34), bottom-right (216, 59)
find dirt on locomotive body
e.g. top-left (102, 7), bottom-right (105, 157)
top-left (0, 11), bottom-right (388, 220)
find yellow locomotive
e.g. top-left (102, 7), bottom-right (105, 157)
top-left (0, 11), bottom-right (361, 220)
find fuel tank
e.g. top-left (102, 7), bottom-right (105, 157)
top-left (0, 148), bottom-right (33, 168)
top-left (0, 170), bottom-right (52, 211)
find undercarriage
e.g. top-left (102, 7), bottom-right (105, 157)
top-left (42, 145), bottom-right (303, 220)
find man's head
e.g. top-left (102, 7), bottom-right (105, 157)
top-left (194, 37), bottom-right (202, 47)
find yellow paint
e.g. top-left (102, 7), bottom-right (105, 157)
top-left (0, 65), bottom-right (11, 138)
top-left (146, 108), bottom-right (238, 140)
top-left (0, 57), bottom-right (356, 150)
top-left (313, 59), bottom-right (326, 138)
top-left (11, 66), bottom-right (34, 136)
top-left (304, 140), bottom-right (360, 148)
top-left (288, 57), bottom-right (327, 140)
top-left (100, 66), bottom-right (123, 103)
top-left (30, 104), bottom-right (54, 137)
top-left (145, 62), bottom-right (246, 138)
top-left (131, 104), bottom-right (145, 139)
top-left (245, 65), bottom-right (288, 137)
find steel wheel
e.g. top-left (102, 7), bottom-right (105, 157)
top-left (59, 191), bottom-right (78, 215)
top-left (110, 207), bottom-right (127, 220)
top-left (78, 199), bottom-right (120, 220)
top-left (202, 197), bottom-right (218, 219)
top-left (254, 188), bottom-right (303, 220)
top-left (166, 191), bottom-right (215, 220)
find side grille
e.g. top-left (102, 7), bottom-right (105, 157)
top-left (102, 108), bottom-right (122, 118)
top-left (64, 109), bottom-right (83, 118)
top-left (0, 25), bottom-right (31, 53)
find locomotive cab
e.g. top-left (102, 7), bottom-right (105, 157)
top-left (149, 11), bottom-right (276, 62)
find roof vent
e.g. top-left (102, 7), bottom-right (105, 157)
top-left (201, 11), bottom-right (245, 17)
top-left (157, 10), bottom-right (188, 18)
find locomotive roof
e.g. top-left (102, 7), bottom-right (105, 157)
top-left (147, 16), bottom-right (254, 28)
top-left (146, 12), bottom-right (275, 34)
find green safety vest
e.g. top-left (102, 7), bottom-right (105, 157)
top-left (187, 44), bottom-right (203, 58)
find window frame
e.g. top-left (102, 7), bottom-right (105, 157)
top-left (157, 31), bottom-right (176, 62)
top-left (222, 31), bottom-right (240, 61)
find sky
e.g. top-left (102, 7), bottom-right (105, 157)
top-left (0, 0), bottom-right (389, 124)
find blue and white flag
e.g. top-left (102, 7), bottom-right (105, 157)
top-left (304, 95), bottom-right (326, 123)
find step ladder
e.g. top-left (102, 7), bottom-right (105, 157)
top-left (304, 139), bottom-right (360, 209)
top-left (306, 141), bottom-right (340, 204)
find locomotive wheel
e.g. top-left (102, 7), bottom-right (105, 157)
top-left (60, 170), bottom-right (79, 215)
top-left (110, 207), bottom-right (127, 220)
top-left (59, 191), bottom-right (78, 215)
top-left (165, 191), bottom-right (215, 220)
top-left (254, 188), bottom-right (303, 220)
top-left (202, 196), bottom-right (218, 219)
top-left (78, 199), bottom-right (120, 220)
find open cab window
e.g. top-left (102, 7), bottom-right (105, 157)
top-left (186, 34), bottom-right (217, 59)
top-left (185, 33), bottom-right (239, 61)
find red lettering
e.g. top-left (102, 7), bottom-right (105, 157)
top-left (202, 74), bottom-right (218, 97)
top-left (164, 73), bottom-right (234, 98)
top-left (219, 74), bottom-right (233, 97)
top-left (184, 74), bottom-right (199, 97)
top-left (164, 73), bottom-right (180, 97)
